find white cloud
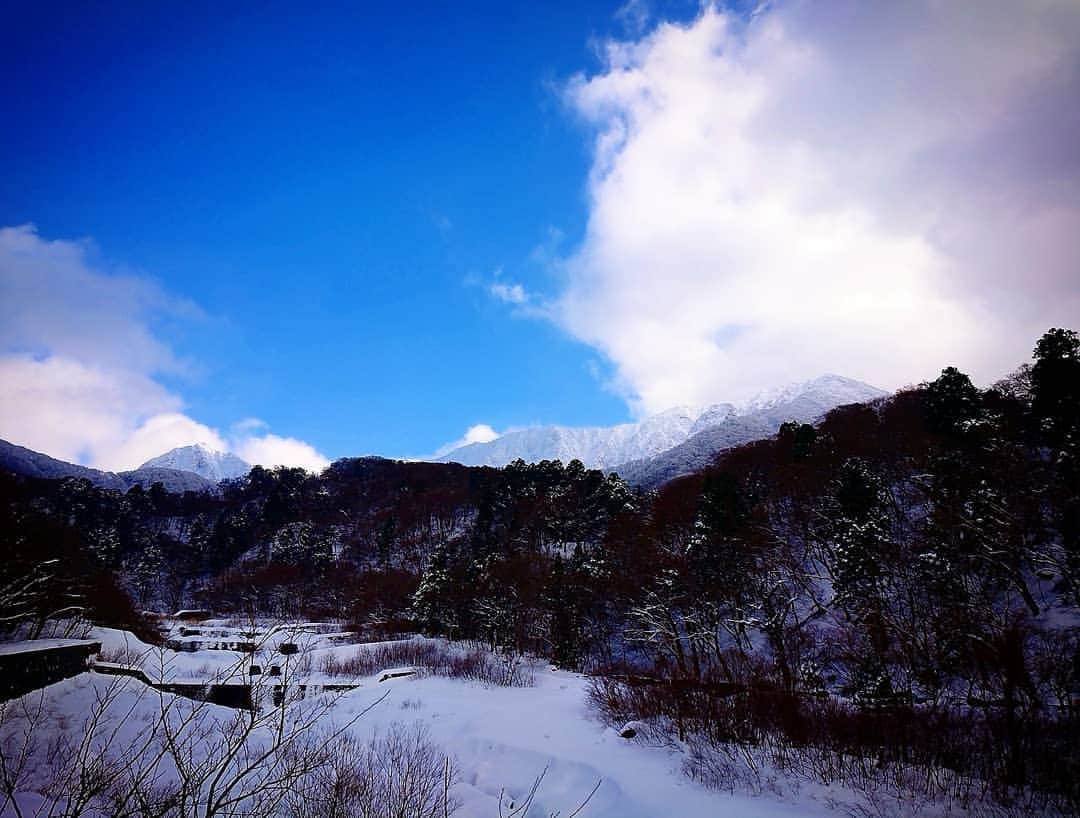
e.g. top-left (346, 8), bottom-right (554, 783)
top-left (462, 423), bottom-right (500, 445)
top-left (0, 224), bottom-right (195, 373)
top-left (552, 2), bottom-right (1080, 414)
top-left (0, 354), bottom-right (185, 469)
top-left (0, 225), bottom-right (330, 472)
top-left (433, 423), bottom-right (501, 458)
top-left (108, 413), bottom-right (226, 473)
top-left (234, 433), bottom-right (330, 473)
top-left (485, 265), bottom-right (531, 306)
top-left (231, 417), bottom-right (269, 434)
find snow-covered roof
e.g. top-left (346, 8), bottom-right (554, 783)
top-left (377, 666), bottom-right (418, 682)
top-left (0, 638), bottom-right (100, 656)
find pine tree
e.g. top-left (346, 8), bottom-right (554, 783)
top-left (1031, 327), bottom-right (1080, 445)
top-left (824, 459), bottom-right (892, 628)
top-left (924, 366), bottom-right (982, 438)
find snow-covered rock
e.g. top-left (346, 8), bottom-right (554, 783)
top-left (140, 443), bottom-right (250, 482)
top-left (435, 375), bottom-right (886, 478)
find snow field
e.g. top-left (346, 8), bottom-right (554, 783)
top-left (3, 628), bottom-right (852, 817)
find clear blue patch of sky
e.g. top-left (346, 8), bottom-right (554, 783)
top-left (0, 0), bottom-right (706, 458)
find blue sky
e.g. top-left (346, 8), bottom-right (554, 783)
top-left (0, 1), bottom-right (696, 462)
top-left (2, 1), bottom-right (1077, 469)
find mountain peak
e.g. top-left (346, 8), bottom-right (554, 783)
top-left (140, 445), bottom-right (250, 482)
top-left (735, 373), bottom-right (885, 415)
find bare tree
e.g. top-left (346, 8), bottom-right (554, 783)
top-left (0, 623), bottom-right (389, 818)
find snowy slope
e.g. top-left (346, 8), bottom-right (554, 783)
top-left (0, 438), bottom-right (129, 490)
top-left (140, 443), bottom-right (250, 481)
top-left (7, 636), bottom-right (841, 818)
top-left (436, 405), bottom-right (709, 470)
top-left (331, 659), bottom-right (829, 817)
top-left (614, 375), bottom-right (887, 487)
top-left (0, 438), bottom-right (215, 493)
top-left (436, 375), bottom-right (885, 472)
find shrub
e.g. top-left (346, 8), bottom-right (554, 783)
top-left (282, 723), bottom-right (458, 818)
top-left (589, 669), bottom-right (1080, 815)
top-left (320, 640), bottom-right (534, 687)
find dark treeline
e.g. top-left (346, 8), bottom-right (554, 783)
top-left (0, 451), bottom-right (637, 643)
top-left (2, 328), bottom-right (1078, 812)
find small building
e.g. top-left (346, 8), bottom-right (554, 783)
top-left (0, 639), bottom-right (102, 700)
top-left (172, 610), bottom-right (211, 622)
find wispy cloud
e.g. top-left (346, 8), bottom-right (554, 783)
top-left (482, 265), bottom-right (532, 306)
top-left (429, 210), bottom-right (453, 236)
top-left (614, 0), bottom-right (650, 36)
top-left (489, 281), bottom-right (528, 305)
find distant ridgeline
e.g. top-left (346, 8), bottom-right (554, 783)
top-left (435, 373), bottom-right (887, 487)
top-left (0, 439), bottom-right (218, 494)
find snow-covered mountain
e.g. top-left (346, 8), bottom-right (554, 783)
top-left (0, 439), bottom-right (217, 494)
top-left (140, 444), bottom-right (250, 482)
top-left (436, 405), bottom-right (711, 471)
top-left (435, 375), bottom-right (886, 476)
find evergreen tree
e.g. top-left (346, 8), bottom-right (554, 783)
top-left (1031, 327), bottom-right (1080, 445)
top-left (824, 459), bottom-right (892, 627)
top-left (411, 542), bottom-right (457, 635)
top-left (924, 366), bottom-right (982, 438)
top-left (542, 556), bottom-right (581, 669)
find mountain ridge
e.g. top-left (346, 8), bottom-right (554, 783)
top-left (0, 439), bottom-right (217, 494)
top-left (435, 374), bottom-right (886, 476)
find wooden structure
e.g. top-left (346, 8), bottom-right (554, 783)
top-left (0, 639), bottom-right (102, 700)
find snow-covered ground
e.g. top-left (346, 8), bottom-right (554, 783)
top-left (325, 665), bottom-right (829, 817)
top-left (3, 627), bottom-right (852, 818)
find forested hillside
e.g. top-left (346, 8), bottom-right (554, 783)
top-left (2, 328), bottom-right (1078, 813)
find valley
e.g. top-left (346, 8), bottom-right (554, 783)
top-left (2, 330), bottom-right (1078, 817)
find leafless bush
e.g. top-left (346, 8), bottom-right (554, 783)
top-left (682, 736), bottom-right (795, 800)
top-left (0, 676), bottom-right (175, 818)
top-left (321, 641), bottom-right (534, 687)
top-left (588, 673), bottom-right (1080, 817)
top-left (282, 723), bottom-right (458, 818)
top-left (320, 641), bottom-right (441, 677)
top-left (0, 646), bottom-right (385, 818)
